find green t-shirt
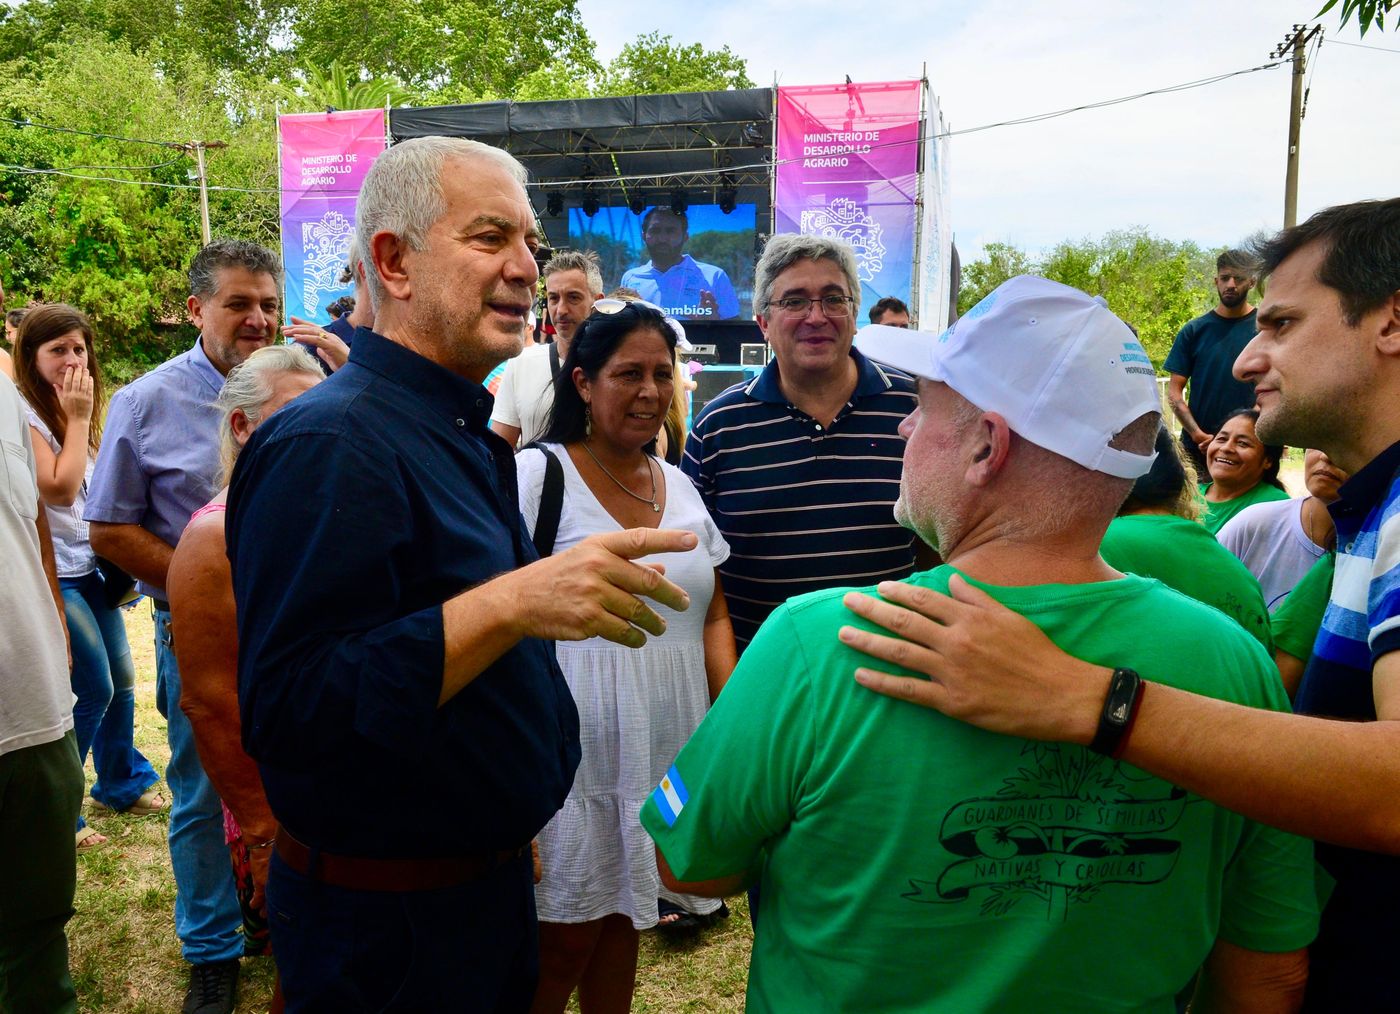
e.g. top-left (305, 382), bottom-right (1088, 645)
top-left (1100, 514), bottom-right (1272, 650)
top-left (1272, 552), bottom-right (1335, 661)
top-left (642, 567), bottom-right (1318, 1014)
top-left (1200, 481), bottom-right (1290, 535)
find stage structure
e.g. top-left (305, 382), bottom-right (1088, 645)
top-left (394, 83), bottom-right (952, 358)
top-left (277, 82), bottom-right (953, 405)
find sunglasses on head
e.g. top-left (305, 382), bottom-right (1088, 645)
top-left (587, 298), bottom-right (693, 351)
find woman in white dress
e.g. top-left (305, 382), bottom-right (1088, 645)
top-left (517, 299), bottom-right (737, 1014)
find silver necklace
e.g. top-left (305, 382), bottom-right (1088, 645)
top-left (581, 441), bottom-right (661, 512)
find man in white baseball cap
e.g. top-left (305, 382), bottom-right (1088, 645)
top-left (642, 276), bottom-right (1317, 1010)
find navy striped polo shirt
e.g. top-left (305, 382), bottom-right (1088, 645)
top-left (682, 349), bottom-right (919, 648)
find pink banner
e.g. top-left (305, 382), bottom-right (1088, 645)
top-left (774, 81), bottom-right (922, 313)
top-left (277, 109), bottom-right (386, 323)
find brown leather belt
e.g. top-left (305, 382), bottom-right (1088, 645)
top-left (274, 826), bottom-right (527, 892)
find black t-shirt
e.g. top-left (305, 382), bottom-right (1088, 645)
top-left (1162, 309), bottom-right (1257, 435)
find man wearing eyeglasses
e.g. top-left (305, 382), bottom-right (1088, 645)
top-left (1164, 249), bottom-right (1261, 477)
top-left (682, 234), bottom-right (924, 653)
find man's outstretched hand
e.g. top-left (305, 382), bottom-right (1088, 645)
top-left (838, 574), bottom-right (1108, 744)
top-left (507, 527), bottom-right (696, 648)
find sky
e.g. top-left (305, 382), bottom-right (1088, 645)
top-left (577, 0), bottom-right (1399, 263)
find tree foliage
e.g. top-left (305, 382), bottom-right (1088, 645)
top-left (957, 231), bottom-right (1217, 370)
top-left (0, 6), bottom-right (755, 380)
top-left (1317, 0), bottom-right (1396, 36)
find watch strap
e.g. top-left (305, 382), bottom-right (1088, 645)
top-left (1088, 667), bottom-right (1144, 757)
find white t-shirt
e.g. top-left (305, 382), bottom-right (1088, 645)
top-left (25, 406), bottom-right (96, 578)
top-left (1217, 496), bottom-right (1328, 611)
top-left (490, 342), bottom-right (560, 447)
top-left (0, 374), bottom-right (74, 756)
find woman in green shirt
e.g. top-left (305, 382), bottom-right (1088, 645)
top-left (1199, 408), bottom-right (1288, 534)
top-left (1101, 425), bottom-right (1272, 649)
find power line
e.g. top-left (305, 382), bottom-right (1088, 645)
top-left (1323, 37), bottom-right (1400, 52)
top-left (0, 116), bottom-right (185, 149)
top-left (938, 62), bottom-right (1283, 139)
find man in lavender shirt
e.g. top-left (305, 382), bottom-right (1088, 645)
top-left (87, 240), bottom-right (280, 1014)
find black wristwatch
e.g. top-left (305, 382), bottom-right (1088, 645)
top-left (1088, 668), bottom-right (1144, 757)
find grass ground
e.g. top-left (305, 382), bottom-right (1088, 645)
top-left (66, 607), bottom-right (751, 1013)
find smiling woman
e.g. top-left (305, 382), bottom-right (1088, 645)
top-left (1199, 408), bottom-right (1289, 534)
top-left (517, 300), bottom-right (739, 1014)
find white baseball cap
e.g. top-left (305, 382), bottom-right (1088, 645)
top-left (855, 275), bottom-right (1160, 479)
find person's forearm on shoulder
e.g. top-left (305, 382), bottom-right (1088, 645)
top-left (1116, 680), bottom-right (1400, 853)
top-left (842, 578), bottom-right (1400, 852)
top-left (88, 522), bottom-right (174, 590)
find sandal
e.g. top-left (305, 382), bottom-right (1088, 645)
top-left (657, 899), bottom-right (729, 934)
top-left (76, 826), bottom-right (107, 851)
top-left (91, 786), bottom-right (168, 816)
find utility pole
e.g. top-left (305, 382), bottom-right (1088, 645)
top-left (1270, 24), bottom-right (1322, 228)
top-left (181, 140), bottom-right (229, 244)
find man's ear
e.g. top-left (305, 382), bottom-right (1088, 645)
top-left (965, 413), bottom-right (1013, 488)
top-left (370, 230), bottom-right (413, 303)
top-left (188, 293), bottom-right (205, 331)
top-left (1377, 289), bottom-right (1400, 357)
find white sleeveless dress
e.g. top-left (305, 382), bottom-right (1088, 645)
top-left (517, 444), bottom-right (730, 928)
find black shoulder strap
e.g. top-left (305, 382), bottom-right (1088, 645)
top-left (549, 342), bottom-right (561, 380)
top-left (525, 443), bottom-right (564, 558)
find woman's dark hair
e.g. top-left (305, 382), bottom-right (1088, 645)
top-left (539, 302), bottom-right (676, 446)
top-left (13, 303), bottom-right (105, 453)
top-left (1120, 425), bottom-right (1203, 520)
top-left (1216, 407), bottom-right (1285, 489)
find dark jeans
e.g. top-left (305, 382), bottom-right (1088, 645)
top-left (267, 851), bottom-right (539, 1012)
top-left (0, 732), bottom-right (84, 1014)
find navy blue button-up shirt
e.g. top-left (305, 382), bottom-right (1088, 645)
top-left (227, 329), bottom-right (580, 858)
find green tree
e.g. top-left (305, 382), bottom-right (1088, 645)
top-left (956, 241), bottom-right (1034, 315)
top-left (287, 0), bottom-right (597, 99)
top-left (275, 61), bottom-right (416, 113)
top-left (0, 31), bottom-right (279, 381)
top-left (956, 231), bottom-right (1215, 371)
top-left (595, 32), bottom-right (754, 96)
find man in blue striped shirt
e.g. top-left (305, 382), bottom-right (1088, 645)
top-left (682, 234), bottom-right (924, 648)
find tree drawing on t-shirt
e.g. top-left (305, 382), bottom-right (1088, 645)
top-left (905, 743), bottom-right (1187, 921)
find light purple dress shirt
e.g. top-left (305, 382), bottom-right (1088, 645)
top-left (85, 338), bottom-right (224, 600)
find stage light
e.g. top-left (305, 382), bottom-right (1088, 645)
top-left (581, 192), bottom-right (600, 217)
top-left (669, 189), bottom-right (688, 214)
top-left (546, 192), bottom-right (563, 216)
top-left (628, 194), bottom-right (646, 215)
top-left (718, 186), bottom-right (737, 215)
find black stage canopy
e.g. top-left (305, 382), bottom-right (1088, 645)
top-left (390, 89), bottom-right (774, 198)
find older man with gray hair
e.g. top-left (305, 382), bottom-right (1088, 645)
top-left (682, 232), bottom-right (924, 652)
top-left (226, 136), bottom-right (697, 1010)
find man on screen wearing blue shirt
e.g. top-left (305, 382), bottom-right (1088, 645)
top-left (621, 207), bottom-right (739, 319)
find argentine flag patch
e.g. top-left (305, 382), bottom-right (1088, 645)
top-left (652, 765), bottom-right (689, 826)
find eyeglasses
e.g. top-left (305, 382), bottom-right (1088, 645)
top-left (586, 298), bottom-right (693, 351)
top-left (766, 294), bottom-right (856, 318)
